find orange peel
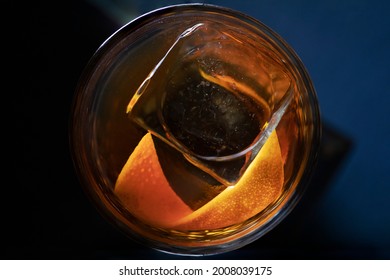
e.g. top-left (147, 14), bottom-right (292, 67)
top-left (115, 130), bottom-right (283, 230)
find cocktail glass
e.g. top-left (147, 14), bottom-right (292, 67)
top-left (70, 4), bottom-right (321, 256)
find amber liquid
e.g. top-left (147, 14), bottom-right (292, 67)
top-left (91, 28), bottom-right (305, 239)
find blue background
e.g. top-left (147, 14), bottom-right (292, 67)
top-left (14, 0), bottom-right (389, 260)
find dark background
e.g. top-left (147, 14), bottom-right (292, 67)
top-left (10, 0), bottom-right (389, 260)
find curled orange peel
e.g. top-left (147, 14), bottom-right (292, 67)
top-left (114, 131), bottom-right (283, 230)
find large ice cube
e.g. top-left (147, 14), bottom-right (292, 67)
top-left (127, 22), bottom-right (292, 185)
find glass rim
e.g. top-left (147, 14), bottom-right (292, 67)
top-left (70, 3), bottom-right (322, 256)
